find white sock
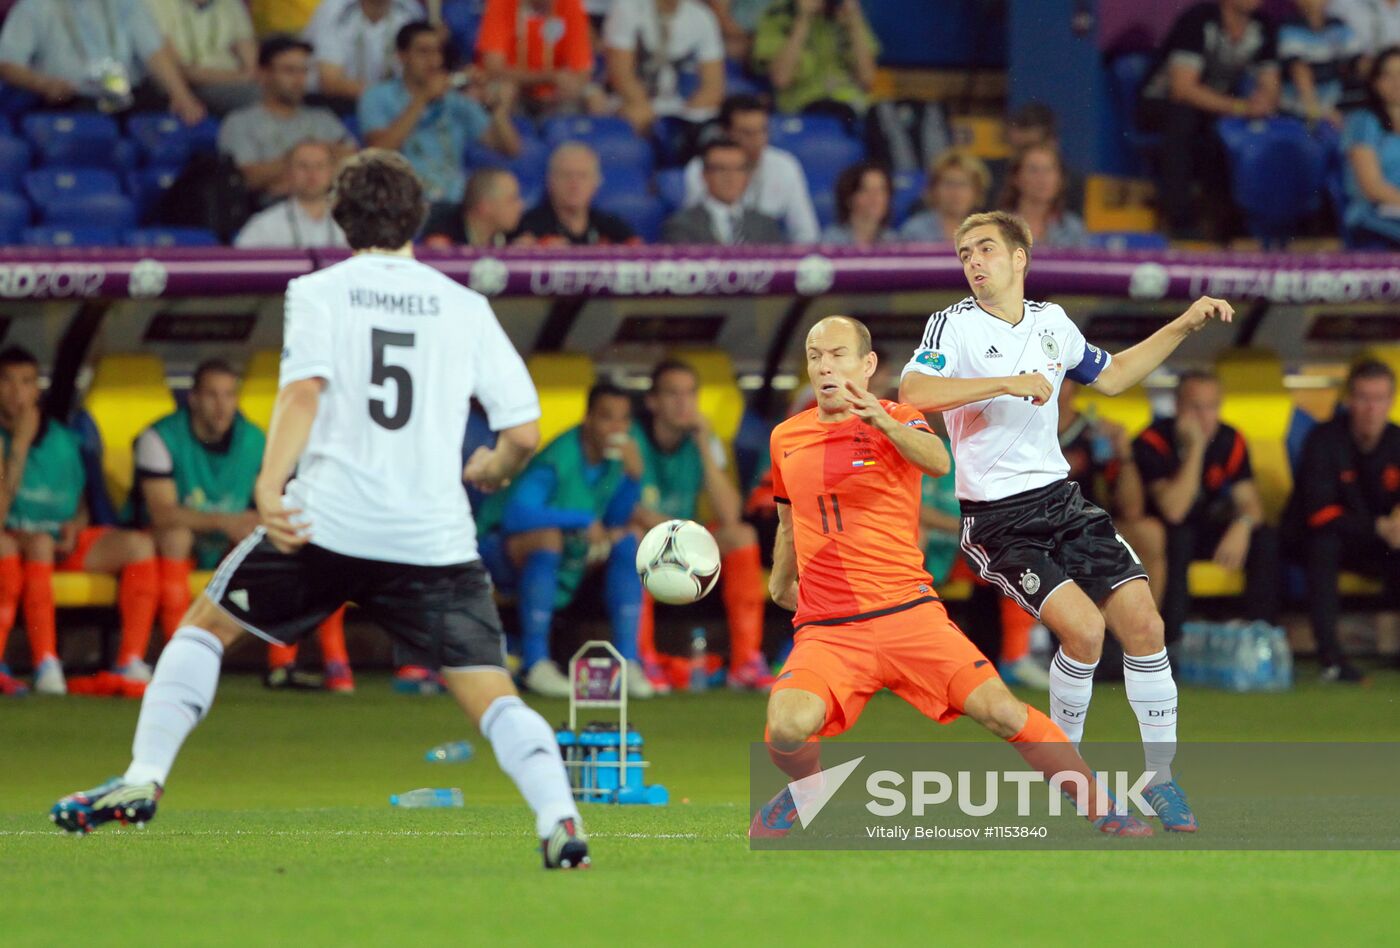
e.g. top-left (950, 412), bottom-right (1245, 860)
top-left (123, 627), bottom-right (223, 786)
top-left (1123, 649), bottom-right (1177, 787)
top-left (1049, 648), bottom-right (1096, 745)
top-left (481, 695), bottom-right (580, 838)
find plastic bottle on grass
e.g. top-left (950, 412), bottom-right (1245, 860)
top-left (425, 740), bottom-right (474, 763)
top-left (390, 788), bottom-right (464, 808)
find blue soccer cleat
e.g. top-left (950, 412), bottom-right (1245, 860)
top-left (1144, 779), bottom-right (1198, 832)
top-left (748, 786), bottom-right (799, 839)
top-left (50, 777), bottom-right (162, 835)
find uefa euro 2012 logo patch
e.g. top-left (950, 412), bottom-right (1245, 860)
top-left (916, 350), bottom-right (947, 370)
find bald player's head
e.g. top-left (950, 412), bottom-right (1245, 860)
top-left (806, 315), bottom-right (877, 417)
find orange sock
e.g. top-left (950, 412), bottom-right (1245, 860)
top-left (765, 728), bottom-right (822, 781)
top-left (637, 591), bottom-right (657, 664)
top-left (158, 557), bottom-right (192, 641)
top-left (1010, 705), bottom-right (1068, 744)
top-left (1000, 597), bottom-right (1034, 663)
top-left (1008, 705), bottom-right (1111, 820)
top-left (318, 606), bottom-right (349, 666)
top-left (22, 561), bottom-right (57, 663)
top-left (268, 642), bottom-right (297, 668)
top-left (0, 555), bottom-right (21, 661)
top-left (117, 558), bottom-right (159, 666)
top-left (721, 544), bottom-right (766, 669)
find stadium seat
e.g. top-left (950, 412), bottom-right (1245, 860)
top-left (43, 191), bottom-right (137, 230)
top-left (724, 59), bottom-right (770, 98)
top-left (780, 130), bottom-right (864, 194)
top-left (655, 167), bottom-right (686, 210)
top-left (541, 116), bottom-right (653, 175)
top-left (0, 190), bottom-right (28, 243)
top-left (465, 136), bottom-right (549, 189)
top-left (594, 190), bottom-right (666, 243)
top-left (24, 167), bottom-right (123, 205)
top-left (1215, 347), bottom-right (1293, 521)
top-left (53, 572), bottom-right (118, 608)
top-left (239, 349), bottom-right (281, 431)
top-left (812, 190), bottom-right (836, 230)
top-left (81, 354), bottom-right (176, 512)
top-left (526, 353), bottom-right (595, 447)
top-left (1217, 117), bottom-right (1331, 246)
top-left (125, 226), bottom-right (220, 247)
top-left (891, 169), bottom-right (925, 225)
top-left (125, 112), bottom-right (192, 168)
top-left (673, 349), bottom-right (744, 445)
top-left (21, 112), bottom-right (121, 167)
top-left (22, 225), bottom-right (120, 247)
top-left (1086, 231), bottom-right (1170, 252)
top-left (186, 117), bottom-right (221, 156)
top-left (0, 133), bottom-right (31, 191)
top-left (1367, 345), bottom-right (1400, 425)
top-left (1106, 51), bottom-right (1161, 175)
top-left (1072, 384), bottom-right (1153, 438)
top-left (126, 166), bottom-right (181, 222)
top-left (442, 0), bottom-right (483, 57)
top-left (0, 84), bottom-right (38, 118)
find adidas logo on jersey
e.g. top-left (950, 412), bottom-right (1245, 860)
top-left (984, 346), bottom-right (1002, 358)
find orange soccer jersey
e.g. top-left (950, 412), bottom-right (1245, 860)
top-left (770, 401), bottom-right (938, 628)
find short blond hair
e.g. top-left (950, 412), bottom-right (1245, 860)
top-left (928, 149), bottom-right (990, 206)
top-left (954, 210), bottom-right (1033, 266)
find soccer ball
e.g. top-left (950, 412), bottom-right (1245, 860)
top-left (636, 520), bottom-right (721, 605)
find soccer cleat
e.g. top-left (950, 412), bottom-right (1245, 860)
top-left (1143, 779), bottom-right (1198, 833)
top-left (393, 665), bottom-right (445, 695)
top-left (748, 787), bottom-right (799, 838)
top-left (0, 664), bottom-right (29, 697)
top-left (1319, 662), bottom-right (1367, 685)
top-left (727, 656), bottom-right (777, 692)
top-left (264, 664), bottom-right (323, 690)
top-left (50, 777), bottom-right (162, 835)
top-left (324, 661), bottom-right (355, 694)
top-left (641, 657), bottom-right (673, 696)
top-left (524, 659), bottom-right (572, 699)
top-left (114, 658), bottom-right (153, 684)
top-left (1093, 811), bottom-right (1154, 837)
top-left (541, 817), bottom-right (590, 869)
top-left (1000, 655), bottom-right (1051, 689)
top-left (33, 657), bottom-right (67, 695)
top-left (625, 660), bottom-right (654, 700)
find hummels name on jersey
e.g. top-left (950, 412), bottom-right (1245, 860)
top-left (348, 289), bottom-right (442, 316)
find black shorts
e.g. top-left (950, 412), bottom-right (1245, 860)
top-left (206, 529), bottom-right (507, 670)
top-left (959, 480), bottom-right (1147, 618)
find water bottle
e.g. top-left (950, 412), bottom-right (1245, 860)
top-left (1179, 624), bottom-right (1202, 684)
top-left (390, 787), bottom-right (464, 808)
top-left (1271, 625), bottom-right (1294, 690)
top-left (689, 627), bottom-right (709, 693)
top-left (424, 740), bottom-right (474, 763)
top-left (1229, 623), bottom-right (1257, 692)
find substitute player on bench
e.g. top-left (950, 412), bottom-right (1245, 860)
top-left (51, 150), bottom-right (590, 870)
top-left (900, 211), bottom-right (1233, 832)
top-left (751, 316), bottom-right (1151, 839)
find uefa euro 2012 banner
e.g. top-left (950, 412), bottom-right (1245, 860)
top-left (748, 742), bottom-right (1400, 851)
top-left (7, 246), bottom-right (1400, 304)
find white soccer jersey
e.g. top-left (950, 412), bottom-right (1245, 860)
top-left (279, 252), bottom-right (540, 565)
top-left (901, 297), bottom-right (1111, 503)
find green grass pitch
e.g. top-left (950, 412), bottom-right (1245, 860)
top-left (3, 671), bottom-right (1398, 946)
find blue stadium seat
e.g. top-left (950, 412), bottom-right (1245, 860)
top-left (769, 119), bottom-right (865, 192)
top-left (341, 113), bottom-right (361, 144)
top-left (44, 192), bottom-right (137, 230)
top-left (126, 167), bottom-right (181, 222)
top-left (1107, 51), bottom-right (1161, 174)
top-left (541, 116), bottom-right (653, 175)
top-left (0, 85), bottom-right (39, 118)
top-left (1218, 116), bottom-right (1330, 246)
top-left (24, 167), bottom-right (123, 205)
top-left (125, 226), bottom-right (220, 247)
top-left (890, 169), bottom-right (925, 224)
top-left (655, 167), bottom-right (686, 210)
top-left (187, 116), bottom-right (221, 156)
top-left (768, 114), bottom-right (854, 148)
top-left (0, 114), bottom-right (10, 135)
top-left (1086, 231), bottom-right (1170, 251)
top-left (724, 60), bottom-right (770, 98)
top-left (442, 0), bottom-right (484, 57)
top-left (812, 189), bottom-right (836, 229)
top-left (0, 190), bottom-right (30, 243)
top-left (0, 134), bottom-right (31, 191)
top-left (126, 113), bottom-right (192, 167)
top-left (465, 136), bottom-right (549, 187)
top-left (23, 225), bottom-right (121, 247)
top-left (520, 179), bottom-right (543, 209)
top-left (595, 191), bottom-right (666, 243)
top-left (22, 112), bottom-right (121, 167)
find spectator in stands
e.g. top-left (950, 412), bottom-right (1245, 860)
top-left (0, 347), bottom-right (160, 696)
top-left (681, 94), bottom-right (820, 242)
top-left (1342, 46), bottom-right (1400, 246)
top-left (997, 143), bottom-right (1090, 249)
top-left (1333, 0), bottom-right (1400, 67)
top-left (603, 0), bottom-right (726, 137)
top-left (663, 137), bottom-right (784, 243)
top-left (130, 360), bottom-right (353, 693)
top-left (704, 0), bottom-right (767, 60)
top-left (234, 141), bottom-right (349, 247)
top-left (899, 149), bottom-right (990, 243)
top-left (362, 21), bottom-right (522, 237)
top-left (1284, 359), bottom-right (1400, 684)
top-left (476, 0), bottom-right (605, 117)
top-left (821, 161), bottom-right (896, 247)
top-left (1137, 0), bottom-right (1280, 239)
top-left (753, 0), bottom-right (879, 119)
top-left (303, 0), bottom-right (426, 105)
top-left (425, 168), bottom-right (530, 247)
top-left (0, 0), bottom-right (208, 124)
top-left (220, 37), bottom-right (357, 205)
top-left (1132, 369), bottom-right (1281, 642)
top-left (1059, 380), bottom-right (1166, 600)
top-left (986, 101), bottom-right (1085, 217)
top-left (516, 142), bottom-right (638, 245)
top-left (147, 0), bottom-right (260, 115)
top-left (475, 382), bottom-right (653, 699)
top-left (1278, 0), bottom-right (1360, 126)
top-left (630, 358), bottom-right (774, 693)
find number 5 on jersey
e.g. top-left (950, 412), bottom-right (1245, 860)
top-left (370, 328), bottom-right (415, 430)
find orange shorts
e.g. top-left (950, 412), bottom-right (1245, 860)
top-left (57, 526), bottom-right (112, 573)
top-left (772, 600), bottom-right (998, 737)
